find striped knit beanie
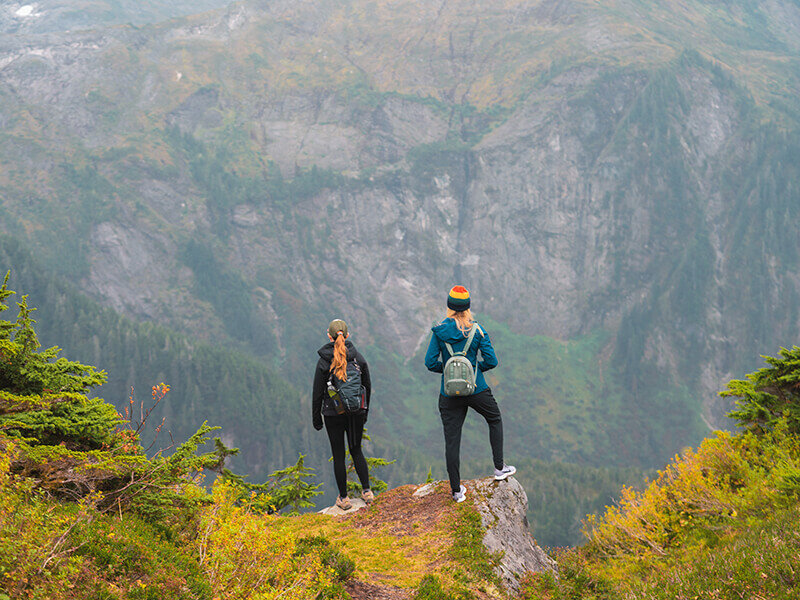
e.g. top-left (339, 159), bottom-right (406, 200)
top-left (447, 285), bottom-right (471, 311)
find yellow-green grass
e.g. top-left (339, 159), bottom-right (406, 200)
top-left (270, 482), bottom-right (483, 591)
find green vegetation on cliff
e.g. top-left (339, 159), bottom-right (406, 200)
top-left (522, 347), bottom-right (800, 598)
top-left (0, 237), bottom-right (313, 480)
top-left (0, 275), bottom-right (347, 599)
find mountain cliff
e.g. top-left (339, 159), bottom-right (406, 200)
top-left (1, 0), bottom-right (799, 477)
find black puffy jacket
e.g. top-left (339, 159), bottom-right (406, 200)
top-left (311, 340), bottom-right (371, 429)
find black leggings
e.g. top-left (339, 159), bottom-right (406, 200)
top-left (324, 412), bottom-right (370, 498)
top-left (439, 388), bottom-right (504, 494)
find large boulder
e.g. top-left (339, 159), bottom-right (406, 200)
top-left (471, 477), bottom-right (557, 591)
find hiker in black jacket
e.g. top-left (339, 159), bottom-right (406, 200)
top-left (312, 319), bottom-right (373, 510)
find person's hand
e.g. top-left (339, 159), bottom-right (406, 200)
top-left (313, 418), bottom-right (323, 431)
top-left (363, 409), bottom-right (368, 424)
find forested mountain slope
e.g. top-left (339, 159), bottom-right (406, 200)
top-left (0, 237), bottom-right (317, 477)
top-left (1, 0), bottom-right (799, 481)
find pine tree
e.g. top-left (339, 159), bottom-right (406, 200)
top-left (722, 346), bottom-right (800, 434)
top-left (332, 428), bottom-right (395, 495)
top-left (0, 273), bottom-right (323, 519)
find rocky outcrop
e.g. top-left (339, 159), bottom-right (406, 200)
top-left (414, 477), bottom-right (556, 590)
top-left (317, 497), bottom-right (369, 516)
top-left (319, 478), bottom-right (555, 595)
top-left (472, 477), bottom-right (557, 590)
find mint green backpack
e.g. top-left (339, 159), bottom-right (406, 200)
top-left (442, 324), bottom-right (483, 397)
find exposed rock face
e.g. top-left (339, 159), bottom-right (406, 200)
top-left (471, 477), bottom-right (557, 590)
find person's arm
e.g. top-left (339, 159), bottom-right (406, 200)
top-left (357, 352), bottom-right (371, 408)
top-left (312, 362), bottom-right (327, 430)
top-left (424, 334), bottom-right (444, 373)
top-left (477, 329), bottom-right (498, 372)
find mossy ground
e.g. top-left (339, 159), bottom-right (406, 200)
top-left (273, 481), bottom-right (503, 598)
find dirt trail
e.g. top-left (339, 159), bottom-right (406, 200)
top-left (345, 579), bottom-right (412, 600)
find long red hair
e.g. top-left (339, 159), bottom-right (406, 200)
top-left (330, 331), bottom-right (348, 380)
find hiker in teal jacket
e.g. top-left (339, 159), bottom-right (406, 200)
top-left (425, 316), bottom-right (498, 395)
top-left (425, 285), bottom-right (515, 503)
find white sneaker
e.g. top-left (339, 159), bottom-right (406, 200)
top-left (452, 485), bottom-right (467, 503)
top-left (494, 464), bottom-right (516, 481)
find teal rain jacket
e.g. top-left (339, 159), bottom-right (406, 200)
top-left (425, 318), bottom-right (498, 396)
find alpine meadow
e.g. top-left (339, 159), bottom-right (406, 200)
top-left (1, 0), bottom-right (800, 598)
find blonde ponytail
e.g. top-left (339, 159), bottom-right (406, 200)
top-left (330, 332), bottom-right (348, 381)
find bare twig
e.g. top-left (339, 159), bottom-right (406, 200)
top-left (144, 417), bottom-right (167, 452)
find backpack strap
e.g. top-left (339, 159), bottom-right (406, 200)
top-left (473, 324), bottom-right (484, 363)
top-left (444, 324), bottom-right (478, 358)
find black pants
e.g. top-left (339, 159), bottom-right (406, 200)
top-left (324, 412), bottom-right (370, 498)
top-left (439, 388), bottom-right (504, 494)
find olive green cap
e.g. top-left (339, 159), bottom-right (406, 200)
top-left (328, 319), bottom-right (348, 339)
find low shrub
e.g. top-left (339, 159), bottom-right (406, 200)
top-left (522, 349), bottom-right (800, 600)
top-left (448, 502), bottom-right (501, 585)
top-left (294, 535), bottom-right (356, 582)
top-left (413, 574), bottom-right (473, 600)
top-left (196, 480), bottom-right (348, 599)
